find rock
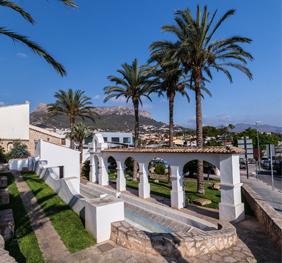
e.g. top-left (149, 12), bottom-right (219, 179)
top-left (0, 189), bottom-right (9, 205)
top-left (0, 209), bottom-right (14, 241)
top-left (154, 179), bottom-right (159, 183)
top-left (210, 183), bottom-right (220, 190)
top-left (0, 177), bottom-right (7, 188)
top-left (193, 198), bottom-right (212, 206)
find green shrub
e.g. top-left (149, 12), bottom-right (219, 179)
top-left (82, 160), bottom-right (90, 180)
top-left (7, 142), bottom-right (30, 159)
top-left (154, 163), bottom-right (166, 175)
top-left (0, 146), bottom-right (7, 163)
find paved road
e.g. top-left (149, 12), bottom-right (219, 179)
top-left (241, 164), bottom-right (282, 192)
top-left (241, 175), bottom-right (282, 213)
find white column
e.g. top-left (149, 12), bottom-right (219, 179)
top-left (98, 157), bottom-right (109, 186)
top-left (116, 161), bottom-right (126, 192)
top-left (170, 166), bottom-right (185, 209)
top-left (219, 154), bottom-right (244, 222)
top-left (89, 155), bottom-right (97, 183)
top-left (138, 163), bottom-right (150, 199)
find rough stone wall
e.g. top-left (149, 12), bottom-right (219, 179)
top-left (0, 129), bottom-right (64, 156)
top-left (111, 220), bottom-right (237, 258)
top-left (242, 184), bottom-right (282, 250)
top-left (0, 140), bottom-right (29, 153)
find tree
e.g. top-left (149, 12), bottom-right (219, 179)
top-left (0, 146), bottom-right (7, 163)
top-left (104, 59), bottom-right (154, 180)
top-left (8, 142), bottom-right (30, 159)
top-left (104, 59), bottom-right (154, 148)
top-left (69, 122), bottom-right (91, 165)
top-left (0, 0), bottom-right (77, 76)
top-left (149, 54), bottom-right (190, 147)
top-left (48, 89), bottom-right (95, 148)
top-left (151, 5), bottom-right (253, 193)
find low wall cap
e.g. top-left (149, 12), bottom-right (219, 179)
top-left (102, 146), bottom-right (244, 154)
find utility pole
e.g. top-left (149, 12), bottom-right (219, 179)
top-left (244, 136), bottom-right (249, 179)
top-left (256, 121), bottom-right (262, 173)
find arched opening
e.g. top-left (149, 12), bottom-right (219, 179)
top-left (81, 157), bottom-right (90, 181)
top-left (182, 160), bottom-right (220, 209)
top-left (107, 156), bottom-right (117, 183)
top-left (124, 157), bottom-right (139, 195)
top-left (148, 157), bottom-right (169, 182)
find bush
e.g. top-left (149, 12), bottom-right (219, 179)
top-left (7, 142), bottom-right (30, 159)
top-left (82, 160), bottom-right (90, 180)
top-left (154, 163), bottom-right (166, 175)
top-left (0, 146), bottom-right (7, 163)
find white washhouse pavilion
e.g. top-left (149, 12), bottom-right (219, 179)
top-left (89, 133), bottom-right (245, 222)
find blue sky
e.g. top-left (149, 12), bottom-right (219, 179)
top-left (0, 0), bottom-right (281, 127)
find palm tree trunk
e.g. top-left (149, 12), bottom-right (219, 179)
top-left (195, 83), bottom-right (205, 194)
top-left (133, 101), bottom-right (139, 181)
top-left (69, 116), bottom-right (75, 149)
top-left (168, 92), bottom-right (175, 148)
top-left (79, 142), bottom-right (83, 177)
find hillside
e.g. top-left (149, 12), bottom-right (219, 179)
top-left (30, 104), bottom-right (167, 132)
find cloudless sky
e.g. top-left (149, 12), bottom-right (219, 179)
top-left (0, 0), bottom-right (281, 127)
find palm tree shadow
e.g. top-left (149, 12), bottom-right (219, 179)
top-left (144, 232), bottom-right (189, 263)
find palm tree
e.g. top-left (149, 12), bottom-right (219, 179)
top-left (48, 89), bottom-right (95, 148)
top-left (151, 6), bottom-right (253, 193)
top-left (69, 122), bottom-right (91, 165)
top-left (0, 0), bottom-right (77, 76)
top-left (149, 55), bottom-right (190, 147)
top-left (104, 59), bottom-right (154, 148)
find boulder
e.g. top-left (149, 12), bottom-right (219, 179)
top-left (210, 183), bottom-right (220, 190)
top-left (192, 198), bottom-right (212, 206)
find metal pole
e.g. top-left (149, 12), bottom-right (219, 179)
top-left (270, 146), bottom-right (274, 190)
top-left (256, 122), bottom-right (261, 172)
top-left (245, 136), bottom-right (249, 179)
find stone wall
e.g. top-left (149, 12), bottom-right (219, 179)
top-left (111, 220), bottom-right (237, 258)
top-left (26, 128), bottom-right (64, 155)
top-left (242, 184), bottom-right (282, 250)
top-left (0, 128), bottom-right (64, 156)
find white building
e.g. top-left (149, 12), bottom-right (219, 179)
top-left (0, 102), bottom-right (29, 141)
top-left (100, 132), bottom-right (133, 146)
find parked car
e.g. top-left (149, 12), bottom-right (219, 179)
top-left (240, 158), bottom-right (246, 169)
top-left (261, 157), bottom-right (270, 170)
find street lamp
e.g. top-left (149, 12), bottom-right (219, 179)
top-left (255, 121), bottom-right (262, 172)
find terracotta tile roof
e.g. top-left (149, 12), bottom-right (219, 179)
top-left (102, 146), bottom-right (244, 154)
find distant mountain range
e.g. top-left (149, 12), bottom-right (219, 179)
top-left (30, 104), bottom-right (167, 132)
top-left (30, 103), bottom-right (282, 134)
top-left (231, 123), bottom-right (282, 134)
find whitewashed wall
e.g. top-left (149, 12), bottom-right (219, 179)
top-left (0, 103), bottom-right (29, 140)
top-left (35, 140), bottom-right (80, 192)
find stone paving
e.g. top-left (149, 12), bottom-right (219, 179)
top-left (14, 172), bottom-right (70, 262)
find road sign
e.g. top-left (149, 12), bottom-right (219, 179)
top-left (238, 137), bottom-right (254, 178)
top-left (238, 137), bottom-right (254, 159)
top-left (266, 144), bottom-right (275, 158)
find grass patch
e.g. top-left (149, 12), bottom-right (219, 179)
top-left (126, 177), bottom-right (220, 209)
top-left (2, 173), bottom-right (44, 263)
top-left (22, 172), bottom-right (95, 253)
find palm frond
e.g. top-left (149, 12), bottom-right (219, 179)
top-left (0, 0), bottom-right (34, 23)
top-left (0, 27), bottom-right (66, 76)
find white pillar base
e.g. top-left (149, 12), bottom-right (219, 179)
top-left (138, 163), bottom-right (150, 199)
top-left (98, 157), bottom-right (109, 186)
top-left (171, 190), bottom-right (185, 209)
top-left (219, 202), bottom-right (245, 222)
top-left (116, 161), bottom-right (126, 192)
top-left (170, 166), bottom-right (185, 209)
